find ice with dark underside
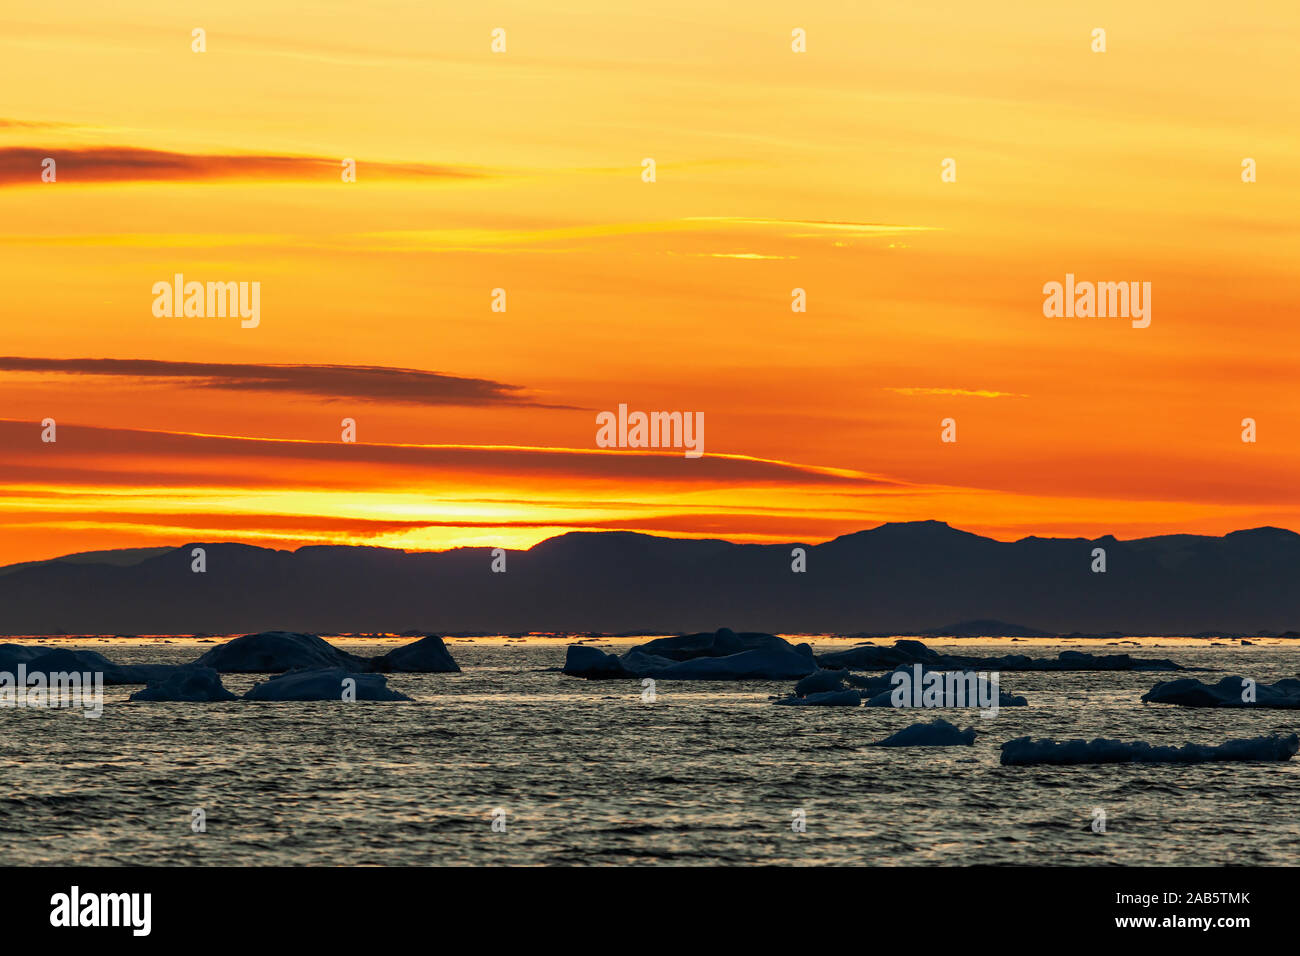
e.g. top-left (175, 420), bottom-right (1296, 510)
top-left (0, 644), bottom-right (174, 685)
top-left (367, 635), bottom-right (460, 673)
top-left (562, 628), bottom-right (817, 680)
top-left (193, 631), bottom-right (368, 672)
top-left (1141, 675), bottom-right (1300, 708)
top-left (1000, 733), bottom-right (1299, 765)
top-left (129, 666), bottom-right (238, 702)
top-left (243, 668), bottom-right (412, 701)
top-left (867, 719), bottom-right (977, 746)
top-left (190, 631), bottom-right (461, 674)
top-left (773, 690), bottom-right (862, 706)
top-left (816, 638), bottom-right (1182, 672)
top-left (859, 667), bottom-right (1028, 708)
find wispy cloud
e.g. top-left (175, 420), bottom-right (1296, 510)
top-left (0, 357), bottom-right (560, 408)
top-left (0, 419), bottom-right (895, 488)
top-left (885, 387), bottom-right (1027, 399)
top-left (0, 146), bottom-right (490, 186)
top-left (696, 252), bottom-right (796, 260)
top-left (0, 118), bottom-right (72, 130)
top-left (685, 217), bottom-right (939, 236)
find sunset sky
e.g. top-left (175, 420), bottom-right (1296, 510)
top-left (2, 0), bottom-right (1299, 566)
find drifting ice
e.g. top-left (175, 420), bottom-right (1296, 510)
top-left (860, 667), bottom-right (1027, 709)
top-left (868, 718), bottom-right (977, 747)
top-left (563, 629), bottom-right (817, 680)
top-left (193, 631), bottom-right (461, 674)
top-left (194, 632), bottom-right (367, 672)
top-left (368, 635), bottom-right (460, 672)
top-left (794, 669), bottom-right (849, 696)
top-left (243, 668), bottom-right (412, 701)
top-left (1141, 675), bottom-right (1300, 709)
top-left (773, 689), bottom-right (861, 707)
top-left (129, 666), bottom-right (238, 702)
top-left (0, 645), bottom-right (173, 685)
top-left (1000, 733), bottom-right (1299, 765)
top-left (817, 639), bottom-right (1181, 673)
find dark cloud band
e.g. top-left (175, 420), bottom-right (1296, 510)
top-left (0, 146), bottom-right (488, 186)
top-left (0, 357), bottom-right (555, 408)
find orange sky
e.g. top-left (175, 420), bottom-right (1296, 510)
top-left (2, 0), bottom-right (1299, 565)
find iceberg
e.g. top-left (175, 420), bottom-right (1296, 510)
top-left (368, 635), bottom-right (460, 673)
top-left (1141, 675), bottom-right (1300, 709)
top-left (129, 666), bottom-right (238, 702)
top-left (817, 639), bottom-right (941, 670)
top-left (649, 646), bottom-right (817, 680)
top-left (773, 689), bottom-right (862, 707)
top-left (194, 632), bottom-right (368, 673)
top-left (1000, 733), bottom-right (1299, 765)
top-left (0, 644), bottom-right (175, 685)
top-left (772, 665), bottom-right (1023, 709)
top-left (561, 645), bottom-right (631, 677)
top-left (794, 668), bottom-right (849, 696)
top-left (817, 639), bottom-right (1181, 673)
top-left (861, 667), bottom-right (1027, 708)
top-left (868, 718), bottom-right (977, 747)
top-left (0, 633), bottom-right (462, 687)
top-left (562, 628), bottom-right (817, 680)
top-left (243, 668), bottom-right (412, 702)
top-left (633, 629), bottom-right (799, 661)
top-left (0, 644), bottom-right (47, 666)
top-left (1045, 649), bottom-right (1181, 672)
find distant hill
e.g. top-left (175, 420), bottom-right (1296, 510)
top-left (1, 521), bottom-right (1298, 635)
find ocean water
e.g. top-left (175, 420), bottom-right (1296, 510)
top-left (1, 637), bottom-right (1297, 865)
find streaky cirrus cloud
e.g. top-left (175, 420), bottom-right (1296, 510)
top-left (0, 357), bottom-right (563, 408)
top-left (0, 509), bottom-right (865, 539)
top-left (884, 387), bottom-right (1028, 399)
top-left (0, 419), bottom-right (897, 487)
top-left (684, 217), bottom-right (939, 236)
top-left (0, 118), bottom-right (73, 129)
top-left (0, 146), bottom-right (490, 186)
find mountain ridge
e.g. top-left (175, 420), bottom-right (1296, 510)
top-left (2, 521), bottom-right (1298, 635)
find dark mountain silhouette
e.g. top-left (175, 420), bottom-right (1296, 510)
top-left (1, 521), bottom-right (1297, 635)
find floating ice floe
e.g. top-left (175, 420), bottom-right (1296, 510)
top-left (1141, 675), bottom-right (1300, 709)
top-left (868, 718), bottom-right (977, 747)
top-left (1000, 733), bottom-right (1299, 765)
top-left (772, 668), bottom-right (860, 705)
top-left (194, 632), bottom-right (368, 673)
top-left (817, 639), bottom-right (941, 670)
top-left (773, 689), bottom-right (862, 707)
top-left (860, 666), bottom-right (1027, 709)
top-left (773, 664), bottom-right (1025, 709)
top-left (0, 644), bottom-right (47, 666)
top-left (562, 644), bottom-right (633, 678)
top-left (129, 666), bottom-right (238, 702)
top-left (817, 639), bottom-right (1182, 673)
top-left (243, 668), bottom-right (412, 701)
top-left (634, 629), bottom-right (800, 660)
top-left (0, 644), bottom-right (174, 685)
top-left (0, 633), bottom-right (460, 693)
top-left (367, 635), bottom-right (460, 673)
top-left (794, 668), bottom-right (849, 696)
top-left (189, 631), bottom-right (461, 674)
top-left (563, 628), bottom-right (817, 680)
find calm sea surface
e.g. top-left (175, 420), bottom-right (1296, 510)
top-left (1, 637), bottom-right (1296, 865)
